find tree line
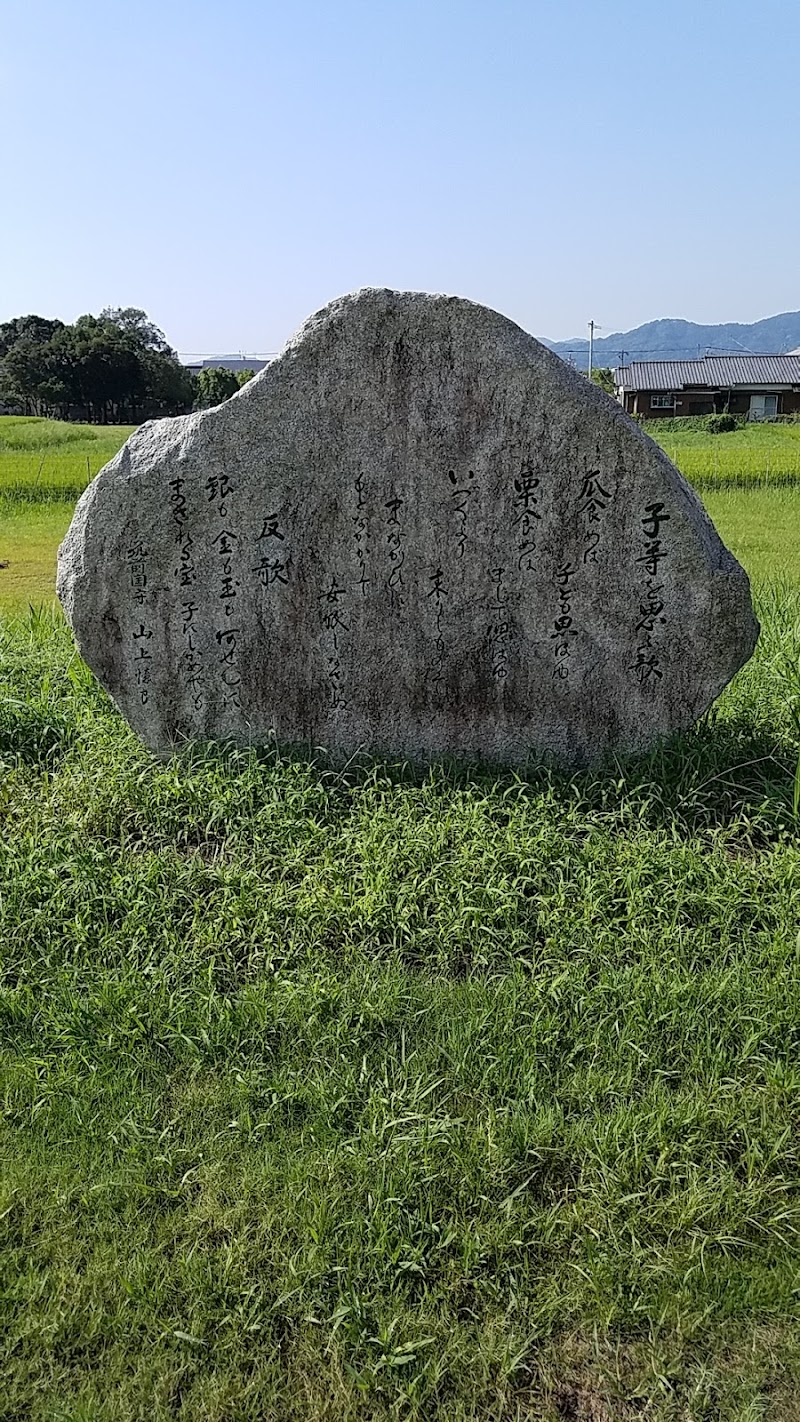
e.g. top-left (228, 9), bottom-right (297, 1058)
top-left (0, 308), bottom-right (254, 423)
top-left (0, 308), bottom-right (617, 423)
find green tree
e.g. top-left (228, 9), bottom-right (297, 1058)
top-left (195, 367), bottom-right (240, 408)
top-left (590, 367), bottom-right (616, 396)
top-left (0, 317), bottom-right (67, 412)
top-left (0, 314), bottom-right (64, 360)
top-left (0, 308), bottom-right (196, 422)
top-left (142, 350), bottom-right (196, 415)
top-left (56, 315), bottom-right (145, 422)
top-left (100, 307), bottom-right (172, 355)
top-left (1, 338), bottom-right (59, 414)
top-left (235, 368), bottom-right (256, 389)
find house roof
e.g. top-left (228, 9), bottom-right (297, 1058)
top-left (615, 354), bottom-right (800, 391)
top-left (182, 357), bottom-right (269, 374)
top-left (616, 361), bottom-right (700, 391)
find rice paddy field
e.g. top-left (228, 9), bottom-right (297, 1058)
top-left (0, 416), bottom-right (138, 502)
top-left (652, 420), bottom-right (800, 490)
top-left (2, 414), bottom-right (800, 1418)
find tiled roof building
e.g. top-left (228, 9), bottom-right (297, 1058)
top-left (614, 354), bottom-right (800, 420)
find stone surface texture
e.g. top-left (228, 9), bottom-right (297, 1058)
top-left (57, 288), bottom-right (759, 765)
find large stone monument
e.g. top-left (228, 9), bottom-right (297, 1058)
top-left (57, 289), bottom-right (758, 765)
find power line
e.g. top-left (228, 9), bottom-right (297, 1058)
top-left (552, 344), bottom-right (798, 361)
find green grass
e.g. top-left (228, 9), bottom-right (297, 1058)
top-left (0, 416), bottom-right (96, 448)
top-left (647, 419), bottom-right (800, 490)
top-left (0, 416), bottom-right (135, 500)
top-left (704, 487), bottom-right (800, 585)
top-left (0, 416), bottom-right (133, 613)
top-left (2, 415), bottom-right (800, 1416)
top-left (0, 498), bottom-right (74, 613)
top-left (1, 590), bottom-right (800, 1419)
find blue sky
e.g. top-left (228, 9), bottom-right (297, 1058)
top-left (3, 0), bottom-right (798, 355)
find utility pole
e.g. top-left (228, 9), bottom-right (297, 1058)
top-left (588, 320), bottom-right (601, 379)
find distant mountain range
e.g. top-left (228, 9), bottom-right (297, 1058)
top-left (541, 313), bottom-right (800, 370)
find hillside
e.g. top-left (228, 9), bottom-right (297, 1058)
top-left (544, 312), bottom-right (800, 370)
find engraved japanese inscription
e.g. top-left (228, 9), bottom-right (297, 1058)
top-left (57, 288), bottom-right (759, 765)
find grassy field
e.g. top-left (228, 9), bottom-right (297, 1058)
top-left (2, 417), bottom-right (800, 1418)
top-left (0, 417), bottom-right (134, 615)
top-left (0, 501), bottom-right (75, 613)
top-left (2, 594), bottom-right (800, 1420)
top-left (647, 419), bottom-right (800, 490)
top-left (0, 416), bottom-right (137, 501)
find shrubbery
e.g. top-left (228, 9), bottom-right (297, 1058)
top-left (705, 413), bottom-right (739, 433)
top-left (647, 413), bottom-right (746, 434)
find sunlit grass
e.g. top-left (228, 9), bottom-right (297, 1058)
top-left (1, 588), bottom-right (799, 1418)
top-left (2, 414), bottom-right (800, 1416)
top-left (0, 415), bottom-right (135, 499)
top-left (704, 486), bottom-right (800, 584)
top-left (0, 498), bottom-right (73, 613)
top-left (648, 419), bottom-right (800, 489)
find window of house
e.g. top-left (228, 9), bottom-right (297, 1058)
top-left (650, 394), bottom-right (674, 408)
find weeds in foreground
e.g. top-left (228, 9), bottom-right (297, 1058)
top-left (0, 590), bottom-right (799, 1419)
